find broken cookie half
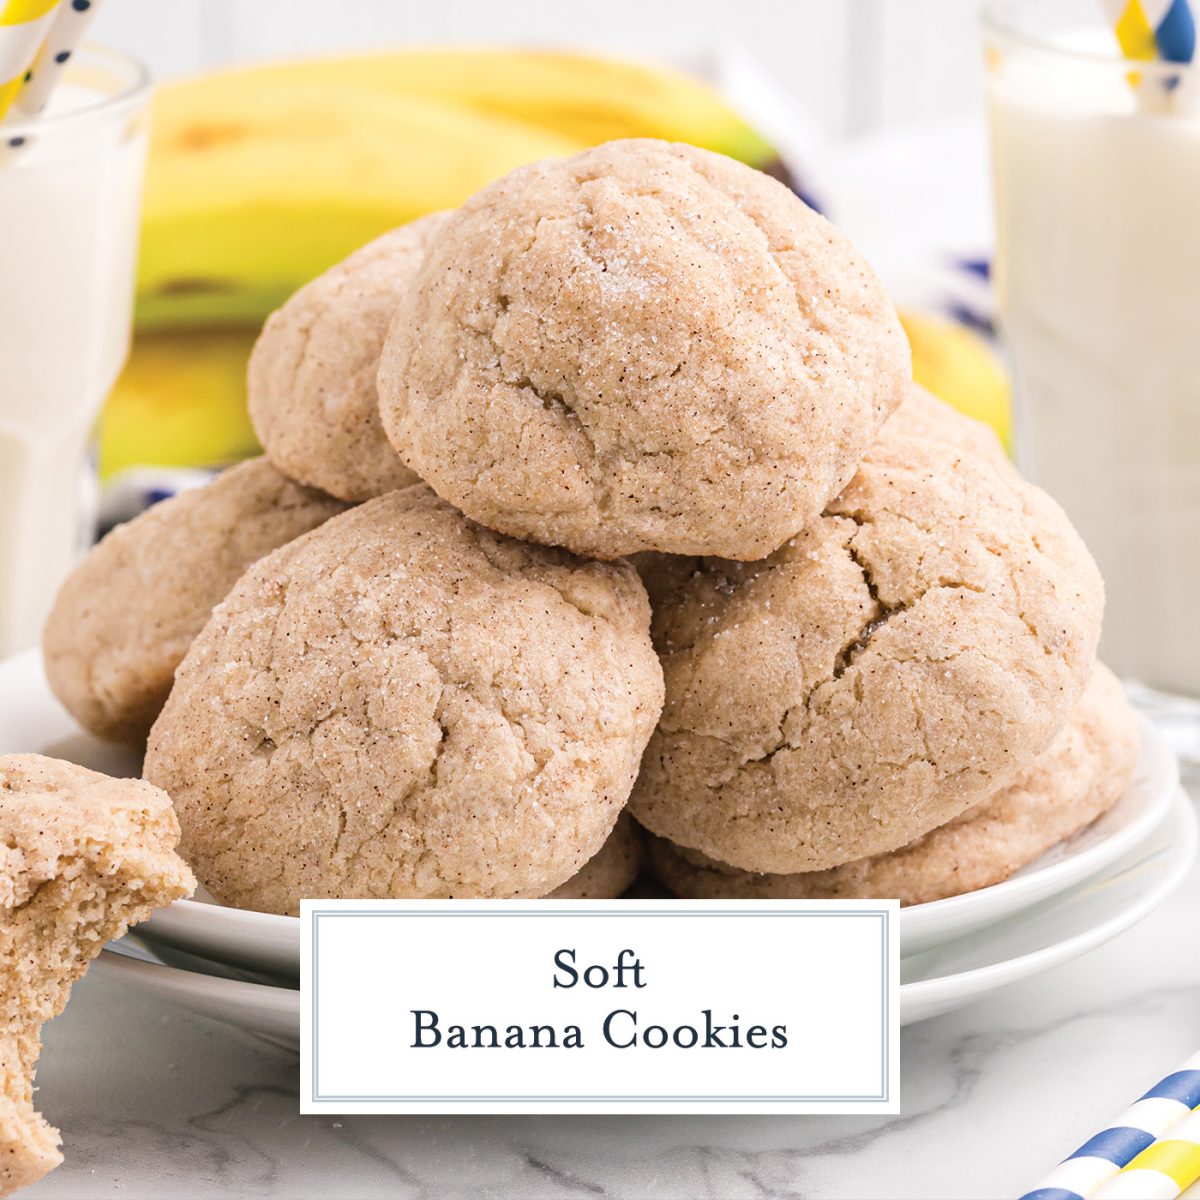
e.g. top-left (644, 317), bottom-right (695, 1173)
top-left (0, 755), bottom-right (194, 1196)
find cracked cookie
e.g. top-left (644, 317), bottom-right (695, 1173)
top-left (628, 399), bottom-right (1103, 874)
top-left (44, 458), bottom-right (347, 745)
top-left (0, 755), bottom-right (194, 1196)
top-left (144, 484), bottom-right (664, 915)
top-left (249, 213), bottom-right (449, 502)
top-left (547, 812), bottom-right (643, 899)
top-left (647, 663), bottom-right (1136, 902)
top-left (631, 386), bottom-right (1012, 610)
top-left (377, 138), bottom-right (910, 561)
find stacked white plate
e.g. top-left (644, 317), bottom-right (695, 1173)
top-left (2, 648), bottom-right (1194, 1048)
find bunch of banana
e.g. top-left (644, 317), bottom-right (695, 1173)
top-left (104, 49), bottom-right (1009, 477)
top-left (137, 49), bottom-right (779, 330)
top-left (107, 48), bottom-right (783, 475)
top-left (100, 328), bottom-right (260, 479)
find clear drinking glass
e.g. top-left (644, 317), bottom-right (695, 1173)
top-left (984, 0), bottom-right (1200, 755)
top-left (0, 46), bottom-right (150, 657)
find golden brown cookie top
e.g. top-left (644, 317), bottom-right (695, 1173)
top-left (630, 406), bottom-right (1103, 875)
top-left (648, 663), bottom-right (1137, 903)
top-left (631, 387), bottom-right (1012, 603)
top-left (144, 485), bottom-right (663, 914)
top-left (884, 383), bottom-right (1011, 468)
top-left (42, 457), bottom-right (347, 745)
top-left (547, 812), bottom-right (643, 900)
top-left (249, 213), bottom-right (449, 501)
top-left (378, 138), bottom-right (910, 560)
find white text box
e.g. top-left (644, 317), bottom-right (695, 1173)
top-left (301, 899), bottom-right (899, 1115)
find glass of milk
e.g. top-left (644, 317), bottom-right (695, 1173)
top-left (985, 0), bottom-right (1200, 744)
top-left (0, 47), bottom-right (149, 658)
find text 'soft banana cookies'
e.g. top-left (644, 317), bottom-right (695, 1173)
top-left (42, 458), bottom-right (347, 745)
top-left (143, 485), bottom-right (664, 916)
top-left (628, 394), bottom-right (1104, 875)
top-left (377, 138), bottom-right (911, 560)
top-left (647, 664), bottom-right (1137, 904)
top-left (248, 213), bottom-right (449, 501)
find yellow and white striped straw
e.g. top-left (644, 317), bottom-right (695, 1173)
top-left (1020, 1050), bottom-right (1200, 1200)
top-left (15, 0), bottom-right (100, 115)
top-left (1093, 1107), bottom-right (1200, 1198)
top-left (0, 0), bottom-right (58, 122)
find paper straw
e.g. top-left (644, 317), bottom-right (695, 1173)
top-left (1018, 1050), bottom-right (1200, 1200)
top-left (1103, 0), bottom-right (1196, 110)
top-left (14, 0), bottom-right (101, 116)
top-left (0, 0), bottom-right (59, 123)
top-left (1108, 0), bottom-right (1162, 60)
top-left (1092, 1108), bottom-right (1200, 1198)
top-left (1108, 0), bottom-right (1197, 63)
top-left (1155, 0), bottom-right (1198, 61)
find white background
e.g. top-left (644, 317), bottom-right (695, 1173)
top-left (302, 900), bottom-right (899, 1115)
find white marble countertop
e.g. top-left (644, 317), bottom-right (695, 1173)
top-left (24, 796), bottom-right (1200, 1200)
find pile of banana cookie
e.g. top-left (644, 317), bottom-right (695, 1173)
top-left (44, 137), bottom-right (1137, 918)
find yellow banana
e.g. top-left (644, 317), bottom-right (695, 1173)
top-left (138, 80), bottom-right (583, 329)
top-left (900, 309), bottom-right (1012, 451)
top-left (99, 327), bottom-right (260, 477)
top-left (210, 48), bottom-right (778, 169)
top-left (137, 50), bottom-right (778, 330)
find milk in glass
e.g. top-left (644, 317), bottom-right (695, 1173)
top-left (987, 12), bottom-right (1200, 696)
top-left (0, 53), bottom-right (148, 656)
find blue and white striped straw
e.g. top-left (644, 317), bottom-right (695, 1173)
top-left (1020, 1051), bottom-right (1200, 1200)
top-left (1094, 1106), bottom-right (1200, 1198)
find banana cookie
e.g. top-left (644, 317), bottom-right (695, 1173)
top-left (548, 812), bottom-right (643, 899)
top-left (631, 387), bottom-right (1011, 610)
top-left (43, 458), bottom-right (347, 745)
top-left (1, 756), bottom-right (194, 1195)
top-left (144, 485), bottom-right (664, 915)
top-left (248, 213), bottom-right (449, 501)
top-left (377, 138), bottom-right (910, 560)
top-left (647, 664), bottom-right (1136, 903)
top-left (629, 402), bottom-right (1103, 875)
top-left (885, 383), bottom-right (1011, 469)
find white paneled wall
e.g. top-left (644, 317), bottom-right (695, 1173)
top-left (90, 0), bottom-right (985, 140)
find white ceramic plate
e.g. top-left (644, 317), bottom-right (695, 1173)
top-left (96, 941), bottom-right (301, 1053)
top-left (901, 709), bottom-right (1177, 954)
top-left (901, 786), bottom-right (1197, 1022)
top-left (141, 888), bottom-right (300, 979)
top-left (0, 646), bottom-right (1180, 975)
top-left (93, 788), bottom-right (1196, 1044)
